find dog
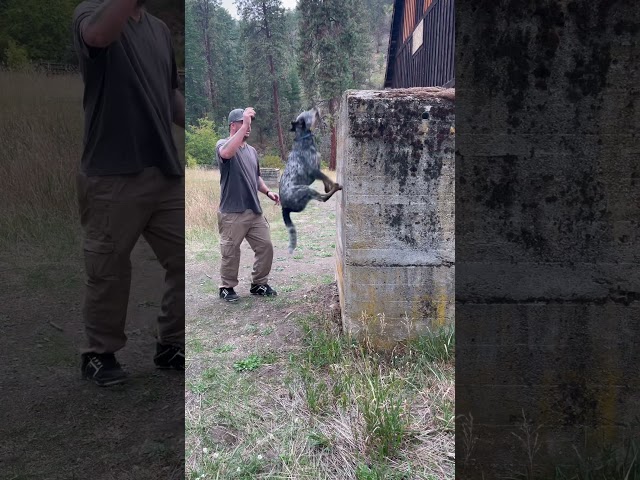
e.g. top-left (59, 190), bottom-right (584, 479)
top-left (279, 108), bottom-right (342, 254)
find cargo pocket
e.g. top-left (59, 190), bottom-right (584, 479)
top-left (83, 238), bottom-right (117, 280)
top-left (219, 238), bottom-right (237, 260)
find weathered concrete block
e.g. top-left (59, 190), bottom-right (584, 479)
top-left (456, 0), bottom-right (640, 476)
top-left (260, 167), bottom-right (280, 189)
top-left (335, 88), bottom-right (455, 348)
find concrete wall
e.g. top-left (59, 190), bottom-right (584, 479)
top-left (260, 168), bottom-right (280, 189)
top-left (335, 88), bottom-right (455, 349)
top-left (456, 0), bottom-right (640, 477)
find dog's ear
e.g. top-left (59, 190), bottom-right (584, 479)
top-left (290, 121), bottom-right (297, 132)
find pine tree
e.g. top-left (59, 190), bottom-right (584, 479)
top-left (185, 0), bottom-right (209, 125)
top-left (190, 0), bottom-right (217, 114)
top-left (298, 0), bottom-right (372, 170)
top-left (210, 7), bottom-right (246, 126)
top-left (236, 0), bottom-right (288, 162)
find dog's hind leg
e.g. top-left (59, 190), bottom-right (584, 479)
top-left (315, 170), bottom-right (342, 194)
top-left (309, 184), bottom-right (341, 203)
top-left (282, 208), bottom-right (297, 254)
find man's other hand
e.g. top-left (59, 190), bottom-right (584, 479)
top-left (267, 191), bottom-right (280, 206)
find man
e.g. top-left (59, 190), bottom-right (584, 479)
top-left (72, 0), bottom-right (185, 386)
top-left (216, 107), bottom-right (279, 302)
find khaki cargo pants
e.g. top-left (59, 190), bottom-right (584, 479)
top-left (217, 210), bottom-right (273, 288)
top-left (77, 167), bottom-right (185, 354)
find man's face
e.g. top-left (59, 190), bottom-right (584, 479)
top-left (231, 121), bottom-right (251, 139)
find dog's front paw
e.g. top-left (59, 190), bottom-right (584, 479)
top-left (336, 183), bottom-right (343, 190)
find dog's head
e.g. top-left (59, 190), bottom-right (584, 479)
top-left (290, 108), bottom-right (321, 134)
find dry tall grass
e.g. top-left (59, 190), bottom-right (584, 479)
top-left (185, 168), bottom-right (221, 238)
top-left (0, 71), bottom-right (84, 249)
top-left (0, 71), bottom-right (185, 253)
top-left (185, 167), bottom-right (336, 239)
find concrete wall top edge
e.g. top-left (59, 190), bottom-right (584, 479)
top-left (344, 87), bottom-right (455, 102)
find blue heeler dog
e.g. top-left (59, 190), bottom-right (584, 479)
top-left (279, 108), bottom-right (342, 254)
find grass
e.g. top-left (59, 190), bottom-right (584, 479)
top-left (0, 70), bottom-right (185, 259)
top-left (186, 311), bottom-right (455, 478)
top-left (553, 440), bottom-right (640, 479)
top-left (293, 316), bottom-right (455, 464)
top-left (233, 352), bottom-right (277, 372)
top-left (0, 71), bottom-right (83, 254)
top-left (213, 344), bottom-right (236, 354)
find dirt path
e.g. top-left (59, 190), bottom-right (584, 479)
top-left (1, 239), bottom-right (184, 480)
top-left (185, 180), bottom-right (339, 368)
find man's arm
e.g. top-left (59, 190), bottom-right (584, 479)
top-left (81, 0), bottom-right (139, 48)
top-left (258, 176), bottom-right (280, 205)
top-left (218, 107), bottom-right (255, 159)
top-left (172, 90), bottom-right (185, 129)
top-left (257, 176), bottom-right (270, 195)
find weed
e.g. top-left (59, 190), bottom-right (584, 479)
top-left (458, 413), bottom-right (479, 465)
top-left (233, 353), bottom-right (275, 373)
top-left (212, 344), bottom-right (235, 354)
top-left (408, 325), bottom-right (455, 363)
top-left (244, 324), bottom-right (259, 335)
top-left (299, 320), bottom-right (344, 367)
top-left (308, 431), bottom-right (333, 451)
top-left (358, 369), bottom-right (408, 459)
top-left (188, 339), bottom-right (204, 354)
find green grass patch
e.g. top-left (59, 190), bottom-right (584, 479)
top-left (188, 338), bottom-right (204, 355)
top-left (233, 352), bottom-right (276, 373)
top-left (408, 325), bottom-right (455, 363)
top-left (212, 344), bottom-right (235, 354)
top-left (288, 315), bottom-right (454, 470)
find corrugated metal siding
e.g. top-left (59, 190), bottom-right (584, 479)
top-left (390, 0), bottom-right (454, 88)
top-left (402, 0), bottom-right (417, 43)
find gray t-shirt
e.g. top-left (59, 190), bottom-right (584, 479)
top-left (73, 1), bottom-right (182, 176)
top-left (216, 139), bottom-right (262, 214)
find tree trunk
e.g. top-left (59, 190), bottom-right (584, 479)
top-left (197, 0), bottom-right (215, 113)
top-left (203, 7), bottom-right (215, 113)
top-left (262, 1), bottom-right (287, 163)
top-left (329, 97), bottom-right (337, 171)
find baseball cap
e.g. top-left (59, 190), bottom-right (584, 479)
top-left (228, 109), bottom-right (245, 124)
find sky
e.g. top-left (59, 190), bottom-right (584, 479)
top-left (220, 0), bottom-right (299, 19)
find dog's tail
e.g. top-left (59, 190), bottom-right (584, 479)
top-left (282, 208), bottom-right (297, 254)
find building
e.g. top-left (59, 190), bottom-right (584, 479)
top-left (384, 0), bottom-right (455, 88)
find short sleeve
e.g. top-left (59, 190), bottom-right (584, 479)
top-left (216, 139), bottom-right (230, 163)
top-left (72, 1), bottom-right (102, 59)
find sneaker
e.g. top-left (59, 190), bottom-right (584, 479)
top-left (219, 287), bottom-right (239, 302)
top-left (81, 352), bottom-right (127, 387)
top-left (250, 283), bottom-right (278, 296)
top-left (154, 343), bottom-right (185, 370)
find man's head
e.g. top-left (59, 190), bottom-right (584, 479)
top-left (228, 108), bottom-right (252, 139)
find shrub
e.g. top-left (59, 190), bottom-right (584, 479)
top-left (185, 118), bottom-right (220, 167)
top-left (186, 153), bottom-right (198, 169)
top-left (5, 39), bottom-right (30, 70)
top-left (260, 154), bottom-right (283, 169)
